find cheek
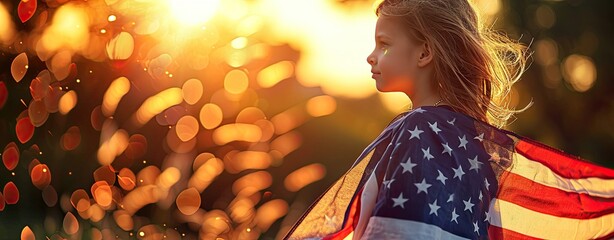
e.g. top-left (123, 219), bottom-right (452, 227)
top-left (380, 54), bottom-right (406, 77)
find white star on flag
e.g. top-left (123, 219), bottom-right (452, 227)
top-left (422, 147), bottom-right (434, 160)
top-left (436, 170), bottom-right (448, 185)
top-left (468, 156), bottom-right (483, 172)
top-left (414, 108), bottom-right (426, 113)
top-left (442, 142), bottom-right (453, 156)
top-left (447, 118), bottom-right (456, 125)
top-left (451, 208), bottom-right (459, 223)
top-left (447, 194), bottom-right (454, 203)
top-left (400, 158), bottom-right (417, 174)
top-left (473, 221), bottom-right (480, 235)
top-left (453, 165), bottom-right (465, 180)
top-left (463, 197), bottom-right (475, 213)
top-left (458, 135), bottom-right (468, 150)
top-left (428, 199), bottom-right (441, 216)
top-left (474, 133), bottom-right (484, 142)
top-left (414, 178), bottom-right (432, 194)
top-left (392, 192), bottom-right (408, 209)
top-left (408, 126), bottom-right (424, 140)
top-left (324, 214), bottom-right (336, 228)
top-left (428, 121), bottom-right (441, 134)
top-left (383, 179), bottom-right (395, 189)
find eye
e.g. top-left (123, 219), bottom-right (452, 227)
top-left (378, 41), bottom-right (389, 49)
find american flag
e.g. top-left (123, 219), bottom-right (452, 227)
top-left (283, 106), bottom-right (614, 239)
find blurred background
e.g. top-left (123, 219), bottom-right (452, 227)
top-left (0, 0), bottom-right (612, 239)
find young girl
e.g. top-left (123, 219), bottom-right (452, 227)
top-left (284, 0), bottom-right (614, 239)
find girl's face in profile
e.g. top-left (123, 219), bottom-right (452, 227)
top-left (367, 16), bottom-right (424, 96)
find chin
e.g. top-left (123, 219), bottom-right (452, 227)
top-left (375, 84), bottom-right (402, 94)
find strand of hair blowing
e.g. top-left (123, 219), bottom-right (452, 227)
top-left (376, 0), bottom-right (532, 128)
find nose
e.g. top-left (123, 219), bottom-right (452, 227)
top-left (366, 52), bottom-right (376, 65)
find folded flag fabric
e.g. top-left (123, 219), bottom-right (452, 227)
top-left (283, 106), bottom-right (614, 240)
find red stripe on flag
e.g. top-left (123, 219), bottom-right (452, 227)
top-left (596, 231), bottom-right (614, 240)
top-left (323, 188), bottom-right (362, 240)
top-left (488, 225), bottom-right (543, 240)
top-left (515, 138), bottom-right (614, 179)
top-left (498, 171), bottom-right (614, 219)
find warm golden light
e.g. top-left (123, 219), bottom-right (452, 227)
top-left (107, 14), bottom-right (117, 22)
top-left (118, 168), bottom-right (136, 191)
top-left (199, 103), bottom-right (223, 130)
top-left (257, 61), bottom-right (294, 88)
top-left (258, 0), bottom-right (375, 98)
top-left (28, 100), bottom-right (48, 127)
top-left (50, 51), bottom-right (72, 80)
top-left (224, 151), bottom-right (272, 174)
top-left (134, 88), bottom-right (183, 126)
top-left (284, 163), bottom-right (326, 192)
top-left (189, 157), bottom-right (224, 192)
top-left (175, 115), bottom-right (199, 142)
top-left (58, 90), bottom-right (77, 115)
top-left (535, 39), bottom-right (559, 66)
top-left (20, 226), bottom-right (35, 240)
top-left (255, 199), bottom-right (288, 232)
top-left (0, 2), bottom-right (15, 44)
top-left (232, 171), bottom-right (272, 196)
top-left (562, 54), bottom-right (596, 92)
top-left (176, 187), bottom-right (201, 215)
top-left (11, 53), bottom-right (28, 82)
top-left (102, 77), bottom-right (131, 117)
top-left (113, 210), bottom-right (134, 231)
top-left (156, 167), bottom-right (181, 190)
top-left (30, 164), bottom-right (51, 190)
top-left (70, 189), bottom-right (90, 212)
top-left (306, 95), bottom-right (336, 117)
top-left (106, 32), bottom-right (134, 60)
top-left (97, 129), bottom-right (129, 165)
top-left (224, 69), bottom-right (249, 95)
top-left (39, 3), bottom-right (90, 53)
top-left (379, 92), bottom-right (411, 113)
top-left (270, 131), bottom-right (301, 158)
top-left (63, 212), bottom-right (79, 235)
top-left (212, 123), bottom-right (262, 145)
top-left (92, 181), bottom-right (113, 208)
top-left (182, 78), bottom-right (204, 105)
top-left (168, 0), bottom-right (220, 26)
top-left (271, 106), bottom-right (306, 135)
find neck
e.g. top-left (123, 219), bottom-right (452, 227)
top-left (411, 95), bottom-right (442, 109)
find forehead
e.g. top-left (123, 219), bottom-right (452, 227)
top-left (375, 16), bottom-right (407, 38)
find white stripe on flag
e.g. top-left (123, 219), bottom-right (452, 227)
top-left (510, 152), bottom-right (614, 198)
top-left (489, 198), bottom-right (614, 239)
top-left (362, 216), bottom-right (469, 240)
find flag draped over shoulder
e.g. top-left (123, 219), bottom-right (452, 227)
top-left (283, 106), bottom-right (614, 240)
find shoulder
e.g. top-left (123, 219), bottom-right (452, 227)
top-left (396, 106), bottom-right (466, 130)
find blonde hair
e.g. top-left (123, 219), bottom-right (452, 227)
top-left (376, 0), bottom-right (532, 128)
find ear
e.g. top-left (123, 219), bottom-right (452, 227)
top-left (417, 42), bottom-right (433, 67)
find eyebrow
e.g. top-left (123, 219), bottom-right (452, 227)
top-left (375, 34), bottom-right (392, 41)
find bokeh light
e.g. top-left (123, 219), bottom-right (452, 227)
top-left (176, 187), bottom-right (201, 215)
top-left (562, 54), bottom-right (597, 92)
top-left (58, 90), bottom-right (77, 115)
top-left (0, 2), bottom-right (16, 44)
top-left (20, 226), bottom-right (35, 240)
top-left (2, 142), bottom-right (19, 171)
top-left (168, 0), bottom-right (220, 26)
top-left (3, 181), bottom-right (19, 205)
top-left (11, 52), bottom-right (28, 82)
top-left (63, 212), bottom-right (79, 235)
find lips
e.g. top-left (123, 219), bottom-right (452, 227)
top-left (371, 71), bottom-right (381, 79)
